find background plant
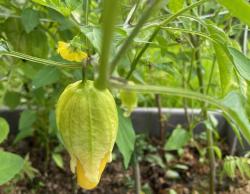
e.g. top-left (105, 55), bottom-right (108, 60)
top-left (0, 0), bottom-right (250, 194)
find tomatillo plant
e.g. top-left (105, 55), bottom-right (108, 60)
top-left (1, 0), bottom-right (250, 193)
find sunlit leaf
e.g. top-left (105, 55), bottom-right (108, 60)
top-left (227, 47), bottom-right (250, 81)
top-left (217, 0), bottom-right (250, 26)
top-left (168, 0), bottom-right (184, 13)
top-left (207, 24), bottom-right (234, 95)
top-left (32, 0), bottom-right (71, 16)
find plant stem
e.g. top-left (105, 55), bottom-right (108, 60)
top-left (206, 123), bottom-right (216, 194)
top-left (81, 61), bottom-right (87, 83)
top-left (193, 35), bottom-right (216, 194)
top-left (85, 0), bottom-right (90, 49)
top-left (243, 25), bottom-right (248, 55)
top-left (155, 94), bottom-right (165, 144)
top-left (182, 58), bottom-right (192, 131)
top-left (110, 80), bottom-right (223, 109)
top-left (82, 0), bottom-right (90, 83)
top-left (94, 0), bottom-right (119, 90)
top-left (1, 51), bottom-right (81, 68)
top-left (133, 152), bottom-right (141, 194)
top-left (230, 24), bottom-right (249, 155)
top-left (205, 56), bottom-right (216, 95)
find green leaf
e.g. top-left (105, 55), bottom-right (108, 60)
top-left (3, 91), bottom-right (21, 110)
top-left (227, 47), bottom-right (250, 81)
top-left (52, 153), bottom-right (64, 169)
top-left (14, 110), bottom-right (36, 144)
top-left (164, 127), bottom-right (191, 151)
top-left (207, 24), bottom-right (234, 95)
top-left (0, 151), bottom-right (24, 185)
top-left (32, 66), bottom-right (61, 88)
top-left (168, 0), bottom-right (184, 13)
top-left (146, 155), bottom-right (165, 168)
top-left (0, 117), bottom-right (9, 144)
top-left (65, 0), bottom-right (82, 10)
top-left (14, 129), bottom-right (33, 144)
top-left (169, 189), bottom-right (178, 194)
top-left (22, 155), bottom-right (39, 180)
top-left (25, 30), bottom-right (48, 58)
top-left (216, 0), bottom-right (250, 26)
top-left (211, 146), bottom-right (222, 159)
top-left (49, 110), bottom-right (57, 134)
top-left (49, 10), bottom-right (74, 31)
top-left (19, 110), bottom-right (36, 130)
top-left (224, 157), bottom-right (236, 178)
top-left (221, 92), bottom-right (250, 144)
top-left (80, 27), bottom-right (102, 53)
top-left (1, 18), bottom-right (48, 58)
top-left (32, 0), bottom-right (71, 16)
top-left (116, 108), bottom-right (136, 168)
top-left (21, 8), bottom-right (40, 33)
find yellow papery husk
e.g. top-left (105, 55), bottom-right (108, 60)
top-left (56, 80), bottom-right (118, 189)
top-left (57, 41), bottom-right (88, 62)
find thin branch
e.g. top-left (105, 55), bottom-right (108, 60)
top-left (1, 51), bottom-right (81, 68)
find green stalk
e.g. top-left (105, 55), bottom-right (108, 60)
top-left (193, 34), bottom-right (216, 193)
top-left (1, 51), bottom-right (81, 68)
top-left (82, 0), bottom-right (90, 83)
top-left (94, 0), bottom-right (119, 90)
top-left (161, 27), bottom-right (216, 42)
top-left (110, 80), bottom-right (223, 109)
top-left (85, 0), bottom-right (90, 49)
top-left (133, 152), bottom-right (141, 194)
top-left (126, 0), bottom-right (208, 79)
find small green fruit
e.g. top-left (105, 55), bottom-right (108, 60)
top-left (120, 81), bottom-right (138, 117)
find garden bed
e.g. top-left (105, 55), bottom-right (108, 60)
top-left (0, 108), bottom-right (249, 194)
top-left (0, 133), bottom-right (249, 194)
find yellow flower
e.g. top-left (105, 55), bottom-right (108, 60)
top-left (57, 41), bottom-right (88, 62)
top-left (56, 80), bottom-right (118, 190)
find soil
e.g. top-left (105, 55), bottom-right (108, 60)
top-left (0, 136), bottom-right (249, 194)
